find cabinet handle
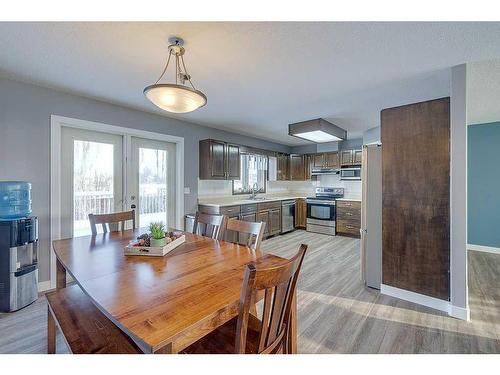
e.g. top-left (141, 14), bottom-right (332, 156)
top-left (346, 213), bottom-right (353, 216)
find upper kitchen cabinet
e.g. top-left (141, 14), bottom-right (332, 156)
top-left (324, 152), bottom-right (340, 168)
top-left (289, 154), bottom-right (305, 181)
top-left (199, 139), bottom-right (241, 180)
top-left (311, 152), bottom-right (339, 168)
top-left (340, 149), bottom-right (362, 166)
top-left (277, 153), bottom-right (290, 181)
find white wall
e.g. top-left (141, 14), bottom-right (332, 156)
top-left (450, 64), bottom-right (469, 320)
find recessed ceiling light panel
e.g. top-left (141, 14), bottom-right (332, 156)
top-left (289, 118), bottom-right (347, 143)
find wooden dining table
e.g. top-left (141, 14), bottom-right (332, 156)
top-left (52, 229), bottom-right (297, 354)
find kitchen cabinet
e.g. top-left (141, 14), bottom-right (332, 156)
top-left (256, 211), bottom-right (270, 237)
top-left (277, 153), bottom-right (290, 181)
top-left (340, 149), bottom-right (362, 167)
top-left (311, 152), bottom-right (339, 168)
top-left (304, 154), bottom-right (314, 180)
top-left (269, 208), bottom-right (282, 235)
top-left (289, 154), bottom-right (305, 181)
top-left (336, 200), bottom-right (361, 238)
top-left (257, 201), bottom-right (282, 237)
top-left (295, 198), bottom-right (307, 228)
top-left (199, 139), bottom-right (241, 180)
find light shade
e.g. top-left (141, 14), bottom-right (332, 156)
top-left (293, 130), bottom-right (342, 143)
top-left (144, 84), bottom-right (207, 113)
top-left (289, 118), bottom-right (347, 143)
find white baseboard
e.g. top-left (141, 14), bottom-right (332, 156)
top-left (38, 280), bottom-right (52, 292)
top-left (467, 243), bottom-right (500, 255)
top-left (381, 284), bottom-right (470, 321)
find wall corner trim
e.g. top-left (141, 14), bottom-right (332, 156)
top-left (467, 244), bottom-right (500, 255)
top-left (380, 284), bottom-right (469, 321)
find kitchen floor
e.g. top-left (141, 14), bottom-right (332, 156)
top-left (0, 230), bottom-right (499, 353)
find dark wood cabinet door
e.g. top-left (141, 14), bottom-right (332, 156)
top-left (226, 143), bottom-right (240, 179)
top-left (353, 149), bottom-right (362, 165)
top-left (295, 198), bottom-right (307, 228)
top-left (340, 150), bottom-right (353, 166)
top-left (312, 153), bottom-right (325, 168)
top-left (382, 97), bottom-right (450, 300)
top-left (324, 152), bottom-right (339, 168)
top-left (290, 154), bottom-right (305, 181)
top-left (209, 140), bottom-right (227, 179)
top-left (256, 211), bottom-right (270, 236)
top-left (304, 154), bottom-right (314, 180)
top-left (269, 208), bottom-right (281, 234)
top-left (277, 153), bottom-right (290, 181)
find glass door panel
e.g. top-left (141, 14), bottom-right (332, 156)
top-left (130, 137), bottom-right (176, 229)
top-left (61, 127), bottom-right (123, 237)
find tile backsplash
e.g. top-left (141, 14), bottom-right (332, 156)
top-left (198, 174), bottom-right (361, 199)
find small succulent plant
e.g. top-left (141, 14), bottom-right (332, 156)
top-left (149, 221), bottom-right (165, 240)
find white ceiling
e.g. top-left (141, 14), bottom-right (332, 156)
top-left (468, 59), bottom-right (500, 125)
top-left (1, 22), bottom-right (500, 145)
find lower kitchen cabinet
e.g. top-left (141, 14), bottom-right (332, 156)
top-left (269, 208), bottom-right (281, 235)
top-left (256, 211), bottom-right (270, 237)
top-left (257, 201), bottom-right (281, 238)
top-left (336, 200), bottom-right (361, 238)
top-left (295, 198), bottom-right (307, 228)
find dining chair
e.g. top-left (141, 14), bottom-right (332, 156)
top-left (192, 212), bottom-right (227, 240)
top-left (88, 210), bottom-right (136, 235)
top-left (182, 243), bottom-right (308, 354)
top-left (226, 219), bottom-right (265, 250)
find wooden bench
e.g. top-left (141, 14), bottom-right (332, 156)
top-left (46, 284), bottom-right (142, 354)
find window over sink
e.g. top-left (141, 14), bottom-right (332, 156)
top-left (232, 153), bottom-right (268, 195)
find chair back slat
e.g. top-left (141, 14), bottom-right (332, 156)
top-left (88, 210), bottom-right (136, 235)
top-left (235, 244), bottom-right (307, 354)
top-left (193, 212), bottom-right (227, 240)
top-left (226, 219), bottom-right (265, 250)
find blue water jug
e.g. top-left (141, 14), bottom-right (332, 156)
top-left (0, 181), bottom-right (32, 220)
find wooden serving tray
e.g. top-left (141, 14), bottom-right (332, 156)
top-left (124, 235), bottom-right (186, 257)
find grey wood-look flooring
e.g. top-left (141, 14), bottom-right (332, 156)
top-left (1, 230), bottom-right (499, 354)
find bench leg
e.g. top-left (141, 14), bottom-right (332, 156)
top-left (56, 258), bottom-right (66, 290)
top-left (48, 308), bottom-right (56, 354)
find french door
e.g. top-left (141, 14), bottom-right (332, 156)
top-left (60, 128), bottom-right (176, 237)
top-left (128, 137), bottom-right (176, 229)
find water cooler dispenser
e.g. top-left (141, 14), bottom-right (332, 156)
top-left (0, 181), bottom-right (39, 312)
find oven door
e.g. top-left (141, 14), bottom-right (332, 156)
top-left (307, 201), bottom-right (335, 221)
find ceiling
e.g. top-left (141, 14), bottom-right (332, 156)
top-left (1, 22), bottom-right (500, 145)
top-left (468, 59), bottom-right (500, 125)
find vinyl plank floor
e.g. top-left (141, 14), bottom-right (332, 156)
top-left (0, 230), bottom-right (499, 354)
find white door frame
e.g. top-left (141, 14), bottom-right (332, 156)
top-left (50, 115), bottom-right (185, 289)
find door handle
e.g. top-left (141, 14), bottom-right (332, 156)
top-left (131, 204), bottom-right (136, 209)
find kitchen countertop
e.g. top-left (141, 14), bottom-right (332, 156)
top-left (198, 194), bottom-right (309, 208)
top-left (198, 194), bottom-right (362, 207)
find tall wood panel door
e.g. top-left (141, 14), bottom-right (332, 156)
top-left (381, 97), bottom-right (450, 301)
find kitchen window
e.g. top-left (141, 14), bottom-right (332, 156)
top-left (232, 153), bottom-right (268, 195)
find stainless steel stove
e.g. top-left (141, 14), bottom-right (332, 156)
top-left (306, 187), bottom-right (344, 235)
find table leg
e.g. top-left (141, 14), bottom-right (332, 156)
top-left (56, 258), bottom-right (66, 290)
top-left (288, 290), bottom-right (297, 354)
top-left (47, 308), bottom-right (56, 354)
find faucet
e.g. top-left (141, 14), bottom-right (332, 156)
top-left (250, 183), bottom-right (259, 199)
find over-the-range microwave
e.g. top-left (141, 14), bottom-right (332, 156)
top-left (340, 167), bottom-right (361, 180)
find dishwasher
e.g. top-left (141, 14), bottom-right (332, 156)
top-left (281, 200), bottom-right (295, 233)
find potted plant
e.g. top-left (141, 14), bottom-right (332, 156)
top-left (149, 221), bottom-right (166, 247)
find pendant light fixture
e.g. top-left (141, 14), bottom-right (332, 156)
top-left (144, 37), bottom-right (207, 113)
top-left (289, 118), bottom-right (347, 143)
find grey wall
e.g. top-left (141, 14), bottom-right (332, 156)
top-left (0, 77), bottom-right (290, 282)
top-left (468, 122), bottom-right (500, 248)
